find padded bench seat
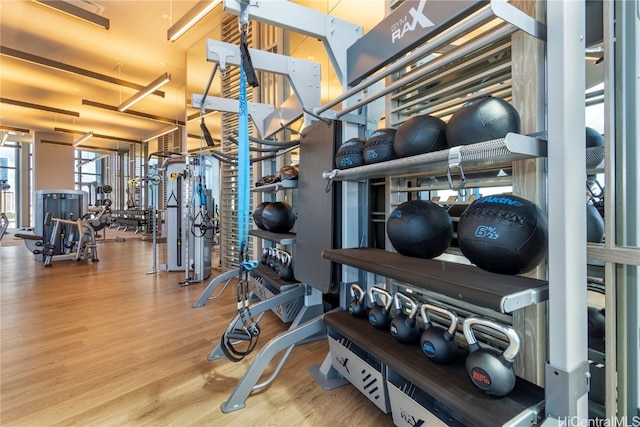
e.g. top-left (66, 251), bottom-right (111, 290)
top-left (15, 233), bottom-right (44, 241)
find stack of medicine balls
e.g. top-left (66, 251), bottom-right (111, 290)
top-left (334, 96), bottom-right (522, 169)
top-left (253, 201), bottom-right (296, 233)
top-left (336, 96), bottom-right (550, 275)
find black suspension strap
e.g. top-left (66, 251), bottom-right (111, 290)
top-left (219, 243), bottom-right (260, 362)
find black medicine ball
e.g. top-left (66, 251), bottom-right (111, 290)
top-left (387, 200), bottom-right (453, 258)
top-left (586, 203), bottom-right (605, 243)
top-left (585, 127), bottom-right (605, 169)
top-left (261, 201), bottom-right (296, 233)
top-left (457, 195), bottom-right (547, 275)
top-left (393, 114), bottom-right (447, 157)
top-left (446, 97), bottom-right (521, 147)
top-left (253, 202), bottom-right (269, 229)
top-left (363, 128), bottom-right (396, 164)
top-left (335, 138), bottom-right (366, 169)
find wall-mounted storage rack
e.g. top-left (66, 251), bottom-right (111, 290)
top-left (323, 133), bottom-right (546, 185)
top-left (323, 248), bottom-right (548, 314)
top-left (250, 180), bottom-right (298, 193)
top-left (248, 229), bottom-right (296, 245)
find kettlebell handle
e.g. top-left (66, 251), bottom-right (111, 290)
top-left (350, 284), bottom-right (365, 304)
top-left (463, 316), bottom-right (521, 362)
top-left (279, 250), bottom-right (291, 266)
top-left (368, 286), bottom-right (393, 310)
top-left (393, 292), bottom-right (419, 319)
top-left (420, 303), bottom-right (458, 336)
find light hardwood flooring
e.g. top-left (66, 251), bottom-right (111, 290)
top-left (1, 233), bottom-right (393, 426)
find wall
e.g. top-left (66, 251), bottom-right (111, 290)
top-left (33, 132), bottom-right (75, 191)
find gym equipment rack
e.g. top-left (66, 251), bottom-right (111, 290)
top-left (188, 0), bottom-right (623, 423)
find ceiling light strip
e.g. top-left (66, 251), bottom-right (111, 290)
top-left (82, 99), bottom-right (186, 126)
top-left (54, 127), bottom-right (141, 144)
top-left (0, 47), bottom-right (164, 96)
top-left (144, 126), bottom-right (179, 142)
top-left (1, 133), bottom-right (9, 147)
top-left (31, 0), bottom-right (110, 29)
top-left (73, 131), bottom-right (94, 147)
top-left (1, 97), bottom-right (79, 117)
top-left (79, 153), bottom-right (110, 167)
top-left (187, 109), bottom-right (218, 122)
top-left (119, 72), bottom-right (171, 112)
top-left (42, 140), bottom-right (122, 151)
top-left (168, 0), bottom-right (221, 42)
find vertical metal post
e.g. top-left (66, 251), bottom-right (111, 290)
top-left (602, 0), bottom-right (618, 421)
top-left (614, 0), bottom-right (640, 419)
top-left (147, 181), bottom-right (158, 274)
top-left (543, 0), bottom-right (589, 423)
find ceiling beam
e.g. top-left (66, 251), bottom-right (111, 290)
top-left (54, 127), bottom-right (142, 144)
top-left (41, 139), bottom-right (124, 153)
top-left (82, 99), bottom-right (185, 126)
top-left (1, 97), bottom-right (79, 117)
top-left (0, 46), bottom-right (165, 96)
top-left (31, 0), bottom-right (110, 30)
top-left (0, 125), bottom-right (31, 133)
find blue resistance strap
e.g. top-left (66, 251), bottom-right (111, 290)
top-left (238, 50), bottom-right (256, 271)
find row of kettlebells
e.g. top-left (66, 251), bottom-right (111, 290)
top-left (260, 247), bottom-right (295, 281)
top-left (348, 284), bottom-right (521, 397)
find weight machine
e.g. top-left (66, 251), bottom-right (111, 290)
top-left (0, 179), bottom-right (10, 241)
top-left (128, 167), bottom-right (164, 274)
top-left (15, 206), bottom-right (109, 267)
top-left (161, 155), bottom-right (216, 284)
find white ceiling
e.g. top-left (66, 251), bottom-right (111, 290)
top-left (0, 0), bottom-right (385, 152)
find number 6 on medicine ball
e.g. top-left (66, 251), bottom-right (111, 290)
top-left (335, 138), bottom-right (366, 169)
top-left (457, 195), bottom-right (548, 275)
top-left (363, 128), bottom-right (396, 164)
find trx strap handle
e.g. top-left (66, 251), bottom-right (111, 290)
top-left (239, 29), bottom-right (259, 88)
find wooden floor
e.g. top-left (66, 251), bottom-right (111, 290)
top-left (0, 233), bottom-right (393, 426)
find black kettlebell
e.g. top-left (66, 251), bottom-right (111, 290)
top-left (278, 251), bottom-right (295, 281)
top-left (348, 284), bottom-right (367, 318)
top-left (267, 248), bottom-right (277, 270)
top-left (389, 292), bottom-right (421, 344)
top-left (261, 247), bottom-right (269, 265)
top-left (367, 287), bottom-right (393, 329)
top-left (274, 249), bottom-right (285, 274)
top-left (463, 316), bottom-right (521, 397)
top-left (420, 303), bottom-right (459, 364)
